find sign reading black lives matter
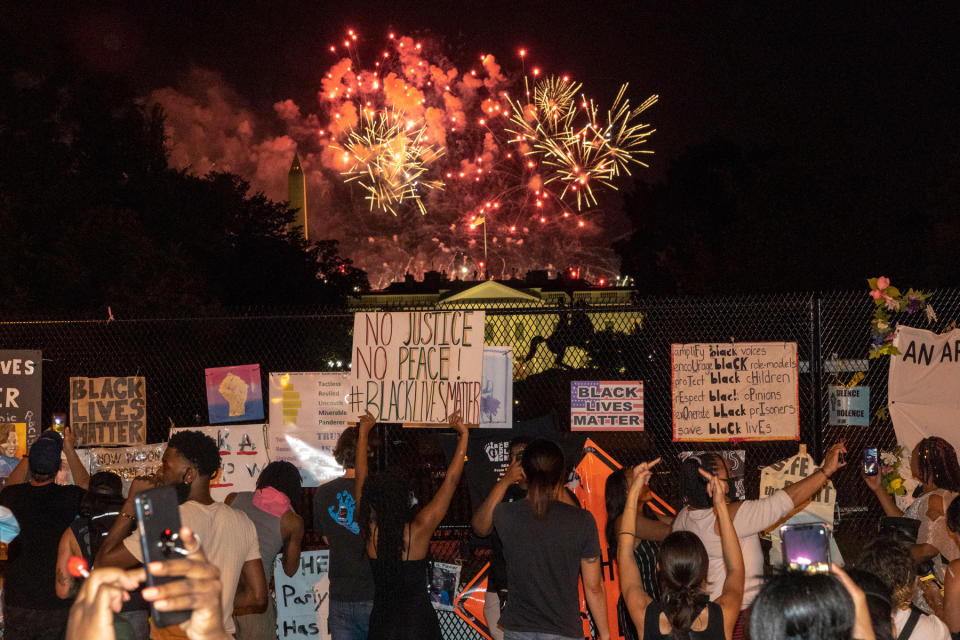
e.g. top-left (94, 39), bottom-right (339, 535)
top-left (349, 311), bottom-right (486, 426)
top-left (0, 350), bottom-right (42, 446)
top-left (672, 342), bottom-right (799, 442)
top-left (70, 376), bottom-right (146, 446)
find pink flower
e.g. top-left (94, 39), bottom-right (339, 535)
top-left (870, 289), bottom-right (883, 300)
top-left (877, 276), bottom-right (890, 290)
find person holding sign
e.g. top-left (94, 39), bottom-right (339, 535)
top-left (619, 461), bottom-right (743, 640)
top-left (355, 411), bottom-right (469, 640)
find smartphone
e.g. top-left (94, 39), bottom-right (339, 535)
top-left (862, 448), bottom-right (879, 476)
top-left (52, 413), bottom-right (67, 434)
top-left (135, 486), bottom-right (191, 627)
top-left (781, 522), bottom-right (831, 573)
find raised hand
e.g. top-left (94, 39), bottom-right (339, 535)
top-left (501, 458), bottom-right (524, 485)
top-left (65, 567), bottom-right (141, 640)
top-left (358, 411), bottom-right (376, 436)
top-left (627, 458), bottom-right (661, 497)
top-left (822, 442), bottom-right (848, 477)
top-left (63, 425), bottom-right (77, 451)
top-left (448, 412), bottom-right (468, 437)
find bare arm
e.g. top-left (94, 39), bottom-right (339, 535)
top-left (783, 443), bottom-right (846, 508)
top-left (55, 527), bottom-right (82, 599)
top-left (280, 510), bottom-right (305, 577)
top-left (472, 458), bottom-right (522, 537)
top-left (944, 560), bottom-right (960, 633)
top-left (635, 511), bottom-right (672, 543)
top-left (233, 559), bottom-right (268, 614)
top-left (581, 556), bottom-right (611, 640)
top-left (354, 412), bottom-right (375, 504)
top-left (707, 472), bottom-right (745, 640)
top-left (618, 463), bottom-right (658, 635)
top-left (4, 456), bottom-right (28, 486)
top-left (62, 426), bottom-right (90, 490)
top-left (862, 471), bottom-right (903, 517)
top-left (412, 414), bottom-right (469, 544)
top-left (96, 477), bottom-right (154, 569)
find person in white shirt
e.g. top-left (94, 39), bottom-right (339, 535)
top-left (672, 444), bottom-right (846, 615)
top-left (97, 430), bottom-right (267, 637)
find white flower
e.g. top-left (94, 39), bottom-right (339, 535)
top-left (881, 452), bottom-right (897, 465)
top-left (925, 305), bottom-right (938, 323)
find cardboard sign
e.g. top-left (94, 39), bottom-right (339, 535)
top-left (828, 385), bottom-right (870, 426)
top-left (570, 381), bottom-right (644, 431)
top-left (169, 424), bottom-right (269, 501)
top-left (205, 364), bottom-right (264, 423)
top-left (268, 372), bottom-right (351, 487)
top-left (274, 550), bottom-right (330, 639)
top-left (0, 350), bottom-right (42, 450)
top-left (672, 342), bottom-right (799, 442)
top-left (889, 325), bottom-right (960, 450)
top-left (348, 311), bottom-right (486, 426)
top-left (70, 377), bottom-right (146, 446)
top-left (81, 443), bottom-right (165, 493)
top-left (480, 347), bottom-right (513, 429)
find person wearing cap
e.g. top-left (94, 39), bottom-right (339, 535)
top-left (0, 428), bottom-right (89, 640)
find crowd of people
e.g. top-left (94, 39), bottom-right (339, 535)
top-left (1, 418), bottom-right (959, 640)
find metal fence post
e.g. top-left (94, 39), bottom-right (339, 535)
top-left (809, 292), bottom-right (825, 461)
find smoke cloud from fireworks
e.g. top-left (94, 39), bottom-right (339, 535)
top-left (146, 33), bottom-right (656, 288)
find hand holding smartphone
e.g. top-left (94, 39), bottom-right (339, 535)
top-left (135, 486), bottom-right (191, 627)
top-left (862, 448), bottom-right (879, 476)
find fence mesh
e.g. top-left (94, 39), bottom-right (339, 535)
top-left (2, 289), bottom-right (955, 639)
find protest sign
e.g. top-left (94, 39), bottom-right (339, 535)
top-left (429, 562), bottom-right (461, 611)
top-left (169, 424), bottom-right (268, 501)
top-left (480, 347), bottom-right (513, 428)
top-left (70, 376), bottom-right (146, 446)
top-left (0, 350), bottom-right (41, 451)
top-left (680, 449), bottom-right (747, 501)
top-left (672, 342), bottom-right (799, 442)
top-left (205, 364), bottom-right (264, 423)
top-left (80, 443), bottom-right (165, 493)
top-left (888, 325), bottom-right (960, 449)
top-left (274, 550), bottom-right (330, 640)
top-left (349, 311), bottom-right (486, 426)
top-left (268, 372), bottom-right (351, 486)
top-left (570, 381), bottom-right (644, 431)
top-left (828, 385), bottom-right (869, 426)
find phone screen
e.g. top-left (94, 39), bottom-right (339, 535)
top-left (863, 448), bottom-right (879, 476)
top-left (781, 523), bottom-right (830, 573)
top-left (135, 486), bottom-right (191, 628)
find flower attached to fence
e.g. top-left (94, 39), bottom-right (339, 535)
top-left (868, 277), bottom-right (934, 358)
top-left (880, 446), bottom-right (908, 497)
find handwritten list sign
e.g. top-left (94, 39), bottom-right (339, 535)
top-left (349, 311), bottom-right (486, 426)
top-left (672, 342), bottom-right (799, 442)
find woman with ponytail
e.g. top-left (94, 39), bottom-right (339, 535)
top-left (619, 460), bottom-right (743, 640)
top-left (493, 438), bottom-right (610, 640)
top-left (355, 411), bottom-right (469, 640)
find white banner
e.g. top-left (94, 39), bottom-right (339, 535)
top-left (480, 347), bottom-right (513, 429)
top-left (169, 424), bottom-right (269, 501)
top-left (268, 372), bottom-right (351, 487)
top-left (349, 311), bottom-right (486, 426)
top-left (888, 325), bottom-right (960, 450)
top-left (80, 443), bottom-right (165, 493)
top-left (275, 550), bottom-right (330, 640)
top-left (672, 342), bottom-right (799, 442)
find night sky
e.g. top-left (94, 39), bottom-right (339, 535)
top-left (5, 2), bottom-right (960, 289)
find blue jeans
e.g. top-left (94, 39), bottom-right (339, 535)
top-left (503, 632), bottom-right (582, 640)
top-left (328, 599), bottom-right (374, 640)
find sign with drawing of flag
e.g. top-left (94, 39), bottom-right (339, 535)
top-left (570, 381), bottom-right (644, 431)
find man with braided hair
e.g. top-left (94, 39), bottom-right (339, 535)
top-left (97, 430), bottom-right (267, 638)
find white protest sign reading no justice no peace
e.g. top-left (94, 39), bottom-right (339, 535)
top-left (672, 342), bottom-right (799, 442)
top-left (349, 311), bottom-right (486, 426)
top-left (169, 424), bottom-right (269, 501)
top-left (889, 325), bottom-right (960, 450)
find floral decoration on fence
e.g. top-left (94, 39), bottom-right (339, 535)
top-left (868, 277), bottom-right (935, 358)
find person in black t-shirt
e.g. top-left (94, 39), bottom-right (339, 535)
top-left (0, 430), bottom-right (86, 640)
top-left (313, 424), bottom-right (375, 640)
top-left (471, 436), bottom-right (531, 640)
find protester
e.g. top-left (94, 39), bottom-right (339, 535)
top-left (855, 534), bottom-right (952, 640)
top-left (355, 412), bottom-right (468, 640)
top-left (313, 422), bottom-right (375, 640)
top-left (672, 442), bottom-right (847, 623)
top-left (96, 429), bottom-right (267, 638)
top-left (0, 429), bottom-right (87, 640)
top-left (749, 565), bottom-right (876, 640)
top-left (618, 461), bottom-right (741, 640)
top-left (492, 438), bottom-right (610, 640)
top-left (226, 460), bottom-right (305, 639)
top-left (3, 425), bottom-right (90, 489)
top-left (606, 465), bottom-right (674, 640)
top-left (846, 568), bottom-right (896, 640)
top-left (65, 527), bottom-right (229, 640)
top-left (55, 471), bottom-right (150, 640)
top-left (471, 435), bottom-right (531, 640)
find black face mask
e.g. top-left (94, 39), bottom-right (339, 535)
top-left (174, 471), bottom-right (192, 504)
top-left (726, 480), bottom-right (740, 503)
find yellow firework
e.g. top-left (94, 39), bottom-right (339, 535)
top-left (334, 110), bottom-right (444, 215)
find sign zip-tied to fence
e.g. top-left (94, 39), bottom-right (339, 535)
top-left (349, 311), bottom-right (486, 426)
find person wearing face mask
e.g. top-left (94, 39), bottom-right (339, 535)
top-left (96, 430), bottom-right (268, 639)
top-left (671, 443), bottom-right (847, 639)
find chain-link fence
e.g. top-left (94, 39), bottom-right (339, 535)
top-left (2, 289), bottom-right (955, 639)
